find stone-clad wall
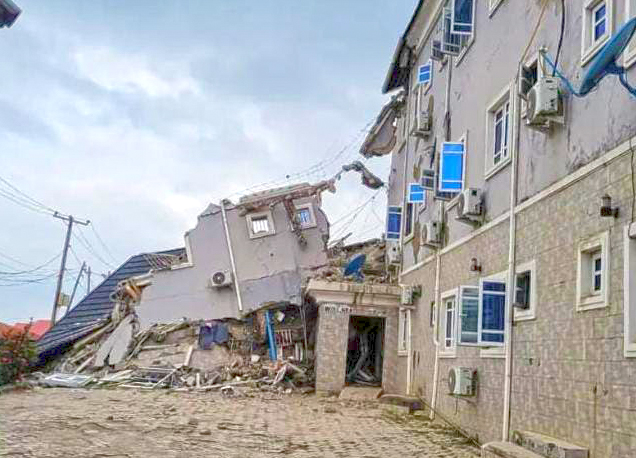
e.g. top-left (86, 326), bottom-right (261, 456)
top-left (400, 151), bottom-right (636, 456)
top-left (315, 303), bottom-right (402, 395)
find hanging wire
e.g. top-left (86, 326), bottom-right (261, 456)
top-left (553, 0), bottom-right (566, 77)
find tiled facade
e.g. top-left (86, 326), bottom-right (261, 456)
top-left (361, 0), bottom-right (636, 455)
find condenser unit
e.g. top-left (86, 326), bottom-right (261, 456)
top-left (422, 221), bottom-right (441, 247)
top-left (209, 270), bottom-right (233, 288)
top-left (456, 188), bottom-right (483, 221)
top-left (448, 367), bottom-right (476, 396)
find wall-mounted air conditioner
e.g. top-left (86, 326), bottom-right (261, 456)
top-left (411, 86), bottom-right (432, 138)
top-left (456, 188), bottom-right (483, 222)
top-left (387, 242), bottom-right (402, 265)
top-left (448, 367), bottom-right (476, 396)
top-left (527, 77), bottom-right (565, 129)
top-left (401, 285), bottom-right (414, 305)
top-left (209, 270), bottom-right (233, 288)
top-left (422, 221), bottom-right (441, 247)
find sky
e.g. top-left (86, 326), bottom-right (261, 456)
top-left (0, 0), bottom-right (417, 323)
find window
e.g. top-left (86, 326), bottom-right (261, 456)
top-left (488, 0), bottom-right (505, 16)
top-left (458, 286), bottom-right (479, 344)
top-left (451, 0), bottom-right (474, 35)
top-left (581, 0), bottom-right (614, 65)
top-left (294, 203), bottom-right (316, 229)
top-left (246, 210), bottom-right (276, 239)
top-left (445, 1), bottom-right (475, 64)
top-left (480, 280), bottom-right (506, 345)
top-left (513, 260), bottom-right (537, 322)
top-left (440, 289), bottom-right (457, 356)
top-left (439, 138), bottom-right (465, 193)
top-left (485, 84), bottom-right (514, 178)
top-left (403, 202), bottom-right (414, 240)
top-left (576, 231), bottom-right (609, 311)
top-left (623, 225), bottom-right (636, 357)
top-left (386, 206), bottom-right (402, 240)
top-left (625, 0), bottom-right (636, 68)
top-left (408, 183), bottom-right (425, 203)
top-left (418, 60), bottom-right (433, 86)
top-left (398, 309), bottom-right (410, 355)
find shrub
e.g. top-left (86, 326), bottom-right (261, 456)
top-left (0, 322), bottom-right (37, 385)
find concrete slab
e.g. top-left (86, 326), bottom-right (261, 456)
top-left (338, 386), bottom-right (383, 400)
top-left (93, 316), bottom-right (135, 368)
top-left (513, 431), bottom-right (588, 458)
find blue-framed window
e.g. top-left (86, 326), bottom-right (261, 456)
top-left (418, 60), bottom-right (432, 85)
top-left (408, 183), bottom-right (425, 203)
top-left (593, 2), bottom-right (607, 42)
top-left (479, 280), bottom-right (506, 345)
top-left (452, 0), bottom-right (474, 35)
top-left (386, 206), bottom-right (402, 240)
top-left (439, 141), bottom-right (465, 193)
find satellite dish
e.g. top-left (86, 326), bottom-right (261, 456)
top-left (343, 253), bottom-right (366, 282)
top-left (541, 17), bottom-right (636, 98)
top-left (580, 17), bottom-right (636, 96)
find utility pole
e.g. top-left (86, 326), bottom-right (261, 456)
top-left (86, 265), bottom-right (91, 295)
top-left (50, 213), bottom-right (89, 324)
top-left (67, 261), bottom-right (86, 314)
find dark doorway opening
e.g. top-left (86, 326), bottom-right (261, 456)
top-left (345, 316), bottom-right (384, 386)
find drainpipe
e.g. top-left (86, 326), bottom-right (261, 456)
top-left (429, 241), bottom-right (442, 420)
top-left (430, 54), bottom-right (453, 420)
top-left (406, 308), bottom-right (413, 394)
top-left (502, 75), bottom-right (521, 441)
top-left (220, 199), bottom-right (243, 313)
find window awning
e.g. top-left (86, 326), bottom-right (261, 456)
top-left (360, 92), bottom-right (405, 158)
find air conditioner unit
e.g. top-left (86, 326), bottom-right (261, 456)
top-left (527, 77), bottom-right (564, 128)
top-left (387, 242), bottom-right (402, 265)
top-left (456, 188), bottom-right (483, 221)
top-left (209, 269), bottom-right (233, 288)
top-left (401, 285), bottom-right (414, 305)
top-left (411, 86), bottom-right (432, 138)
top-left (448, 367), bottom-right (476, 396)
top-left (422, 221), bottom-right (441, 247)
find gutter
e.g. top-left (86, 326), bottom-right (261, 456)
top-left (220, 200), bottom-right (243, 313)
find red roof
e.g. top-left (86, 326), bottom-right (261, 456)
top-left (2, 320), bottom-right (51, 340)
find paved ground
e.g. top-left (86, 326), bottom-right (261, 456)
top-left (0, 387), bottom-right (480, 457)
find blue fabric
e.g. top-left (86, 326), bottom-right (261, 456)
top-left (198, 322), bottom-right (229, 350)
top-left (265, 310), bottom-right (277, 361)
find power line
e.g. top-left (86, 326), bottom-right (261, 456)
top-left (0, 252), bottom-right (61, 276)
top-left (73, 227), bottom-right (116, 270)
top-left (90, 224), bottom-right (118, 264)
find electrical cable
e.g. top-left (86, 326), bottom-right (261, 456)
top-left (0, 252), bottom-right (62, 276)
top-left (0, 175), bottom-right (57, 214)
top-left (553, 0), bottom-right (565, 77)
top-left (90, 224), bottom-right (118, 264)
top-left (72, 228), bottom-right (116, 270)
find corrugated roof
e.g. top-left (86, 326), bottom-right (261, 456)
top-left (37, 248), bottom-right (184, 361)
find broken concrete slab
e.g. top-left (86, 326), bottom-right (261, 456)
top-left (512, 431), bottom-right (588, 458)
top-left (93, 315), bottom-right (135, 368)
top-left (42, 373), bottom-right (94, 388)
top-left (338, 386), bottom-right (383, 401)
top-left (482, 442), bottom-right (544, 458)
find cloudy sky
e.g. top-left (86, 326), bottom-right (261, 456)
top-left (0, 0), bottom-right (416, 323)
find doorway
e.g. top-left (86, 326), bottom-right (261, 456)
top-left (345, 315), bottom-right (384, 386)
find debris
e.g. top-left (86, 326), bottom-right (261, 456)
top-left (42, 373), bottom-right (94, 388)
top-left (251, 354), bottom-right (260, 363)
top-left (341, 160), bottom-right (384, 189)
top-left (93, 315), bottom-right (136, 368)
top-left (183, 345), bottom-right (194, 367)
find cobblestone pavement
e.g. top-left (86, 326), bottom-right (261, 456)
top-left (0, 388), bottom-right (479, 457)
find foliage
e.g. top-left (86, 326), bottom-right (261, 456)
top-left (0, 322), bottom-right (37, 385)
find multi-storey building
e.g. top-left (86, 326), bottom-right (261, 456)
top-left (362, 0), bottom-right (636, 455)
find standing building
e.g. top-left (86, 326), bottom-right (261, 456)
top-left (362, 0), bottom-right (636, 455)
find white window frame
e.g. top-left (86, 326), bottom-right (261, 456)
top-left (479, 270), bottom-right (506, 358)
top-left (513, 260), bottom-right (537, 322)
top-left (485, 84), bottom-right (515, 180)
top-left (403, 202), bottom-right (415, 243)
top-left (623, 225), bottom-right (636, 357)
top-left (458, 285), bottom-right (480, 346)
top-left (581, 0), bottom-right (614, 66)
top-left (415, 59), bottom-right (434, 95)
top-left (453, 0), bottom-right (476, 66)
top-left (398, 308), bottom-right (410, 356)
top-left (576, 230), bottom-right (610, 311)
top-left (440, 289), bottom-right (458, 358)
top-left (488, 0), bottom-right (505, 17)
top-left (439, 131), bottom-right (468, 194)
top-left (294, 203), bottom-right (317, 229)
top-left (246, 210), bottom-right (276, 239)
top-left (625, 0), bottom-right (636, 68)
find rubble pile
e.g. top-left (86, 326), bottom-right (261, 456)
top-left (315, 238), bottom-right (388, 283)
top-left (36, 275), bottom-right (315, 394)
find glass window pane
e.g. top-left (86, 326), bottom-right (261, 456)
top-left (595, 4), bottom-right (606, 22)
top-left (252, 217), bottom-right (269, 233)
top-left (482, 294), bottom-right (505, 331)
top-left (461, 289), bottom-right (479, 344)
top-left (595, 20), bottom-right (606, 40)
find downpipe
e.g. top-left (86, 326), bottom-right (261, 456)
top-left (221, 199), bottom-right (244, 313)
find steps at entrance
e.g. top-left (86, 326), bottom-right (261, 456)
top-left (483, 431), bottom-right (588, 458)
top-left (511, 431), bottom-right (588, 458)
top-left (338, 386), bottom-right (383, 400)
top-left (482, 442), bottom-right (545, 458)
top-left (378, 394), bottom-right (425, 413)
